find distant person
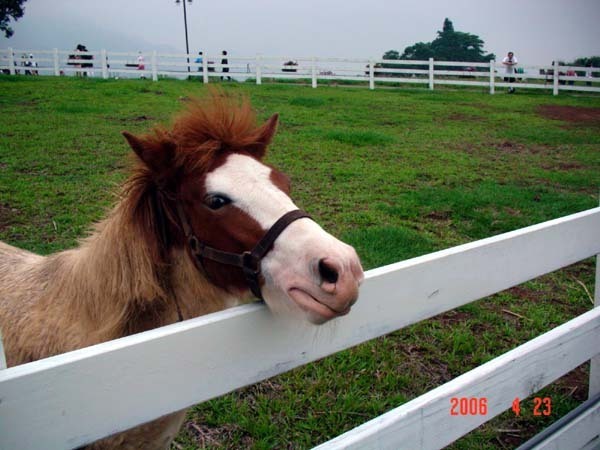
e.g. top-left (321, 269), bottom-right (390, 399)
top-left (20, 53), bottom-right (29, 75)
top-left (195, 51), bottom-right (203, 72)
top-left (137, 52), bottom-right (146, 79)
top-left (28, 53), bottom-right (38, 75)
top-left (73, 44), bottom-right (93, 77)
top-left (221, 50), bottom-right (231, 81)
top-left (1, 53), bottom-right (11, 74)
top-left (137, 52), bottom-right (145, 71)
top-left (502, 51), bottom-right (518, 93)
top-left (566, 68), bottom-right (576, 86)
top-left (68, 45), bottom-right (81, 76)
top-left (586, 63), bottom-right (594, 87)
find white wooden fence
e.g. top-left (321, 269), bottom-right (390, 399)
top-left (0, 207), bottom-right (599, 449)
top-left (2, 48), bottom-right (600, 95)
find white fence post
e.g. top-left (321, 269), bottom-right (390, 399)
top-left (369, 60), bottom-right (374, 90)
top-left (256, 54), bottom-right (262, 85)
top-left (553, 60), bottom-right (560, 96)
top-left (151, 51), bottom-right (158, 82)
top-left (8, 47), bottom-right (15, 75)
top-left (53, 48), bottom-right (60, 76)
top-left (428, 57), bottom-right (434, 90)
top-left (489, 60), bottom-right (495, 95)
top-left (202, 56), bottom-right (208, 84)
top-left (100, 49), bottom-right (108, 79)
top-left (591, 196), bottom-right (600, 399)
top-left (590, 257), bottom-right (600, 397)
top-left (311, 56), bottom-right (317, 88)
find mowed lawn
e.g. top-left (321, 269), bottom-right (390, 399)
top-left (1, 76), bottom-right (599, 449)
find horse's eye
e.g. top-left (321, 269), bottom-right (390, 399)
top-left (205, 194), bottom-right (231, 210)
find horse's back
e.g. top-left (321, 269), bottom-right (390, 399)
top-left (0, 240), bottom-right (44, 283)
top-left (0, 240), bottom-right (43, 262)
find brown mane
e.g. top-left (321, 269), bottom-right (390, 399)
top-left (125, 90), bottom-right (276, 180)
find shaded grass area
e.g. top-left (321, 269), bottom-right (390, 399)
top-left (0, 76), bottom-right (599, 449)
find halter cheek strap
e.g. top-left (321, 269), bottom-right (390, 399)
top-left (176, 204), bottom-right (310, 300)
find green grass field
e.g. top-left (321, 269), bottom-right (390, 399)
top-left (1, 76), bottom-right (599, 449)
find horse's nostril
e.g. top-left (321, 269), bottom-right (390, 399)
top-left (318, 258), bottom-right (339, 284)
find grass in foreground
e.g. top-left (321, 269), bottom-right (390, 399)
top-left (1, 76), bottom-right (599, 449)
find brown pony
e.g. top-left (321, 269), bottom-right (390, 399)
top-left (0, 91), bottom-right (363, 449)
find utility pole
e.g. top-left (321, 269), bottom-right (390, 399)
top-left (176, 0), bottom-right (192, 72)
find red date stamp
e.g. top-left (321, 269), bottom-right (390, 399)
top-left (512, 397), bottom-right (552, 416)
top-left (450, 396), bottom-right (553, 417)
top-left (450, 397), bottom-right (488, 416)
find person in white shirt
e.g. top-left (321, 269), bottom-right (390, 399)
top-left (137, 52), bottom-right (146, 79)
top-left (586, 63), bottom-right (594, 87)
top-left (502, 51), bottom-right (518, 93)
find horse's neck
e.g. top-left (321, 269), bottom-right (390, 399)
top-left (168, 247), bottom-right (242, 319)
top-left (48, 206), bottom-right (231, 342)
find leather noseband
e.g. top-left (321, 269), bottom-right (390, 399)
top-left (176, 204), bottom-right (310, 300)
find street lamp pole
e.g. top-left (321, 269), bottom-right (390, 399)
top-left (176, 0), bottom-right (192, 72)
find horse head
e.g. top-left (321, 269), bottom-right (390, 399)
top-left (122, 92), bottom-right (363, 324)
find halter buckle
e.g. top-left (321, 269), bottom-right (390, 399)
top-left (241, 251), bottom-right (260, 276)
top-left (188, 235), bottom-right (201, 253)
top-left (242, 251), bottom-right (263, 300)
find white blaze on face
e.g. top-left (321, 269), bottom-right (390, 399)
top-left (205, 153), bottom-right (364, 323)
top-left (205, 154), bottom-right (294, 228)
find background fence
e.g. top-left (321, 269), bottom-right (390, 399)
top-left (2, 48), bottom-right (600, 95)
top-left (0, 207), bottom-right (599, 449)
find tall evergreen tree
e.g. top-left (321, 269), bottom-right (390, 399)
top-left (442, 18), bottom-right (454, 33)
top-left (384, 18), bottom-right (495, 63)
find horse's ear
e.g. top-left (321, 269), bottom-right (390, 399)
top-left (249, 113), bottom-right (279, 156)
top-left (123, 131), bottom-right (175, 174)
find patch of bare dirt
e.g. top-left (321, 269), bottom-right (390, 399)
top-left (17, 99), bottom-right (39, 107)
top-left (447, 113), bottom-right (485, 122)
top-left (461, 140), bottom-right (551, 156)
top-left (541, 161), bottom-right (585, 171)
top-left (537, 105), bottom-right (600, 125)
top-left (495, 141), bottom-right (533, 154)
top-left (554, 364), bottom-right (589, 402)
top-left (112, 115), bottom-right (156, 123)
top-left (398, 342), bottom-right (455, 385)
top-left (184, 420), bottom-right (252, 448)
top-left (139, 88), bottom-right (164, 95)
top-left (0, 203), bottom-right (20, 232)
top-left (425, 210), bottom-right (452, 221)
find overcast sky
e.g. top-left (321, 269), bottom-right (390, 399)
top-left (2, 0), bottom-right (599, 65)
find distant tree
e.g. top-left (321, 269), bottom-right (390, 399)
top-left (384, 18), bottom-right (495, 63)
top-left (382, 50), bottom-right (400, 60)
top-left (570, 56), bottom-right (600, 67)
top-left (400, 42), bottom-right (434, 60)
top-left (441, 17), bottom-right (454, 33)
top-left (566, 56), bottom-right (600, 78)
top-left (1, 0), bottom-right (27, 38)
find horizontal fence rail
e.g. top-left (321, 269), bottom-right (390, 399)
top-left (0, 207), bottom-right (598, 449)
top-left (1, 48), bottom-right (600, 95)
